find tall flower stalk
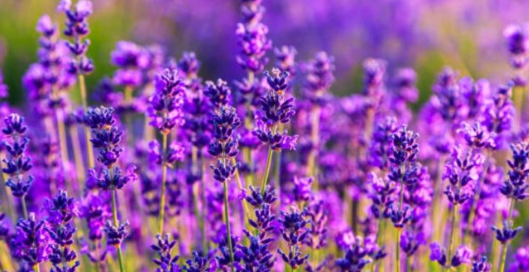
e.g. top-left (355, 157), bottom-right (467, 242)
top-left (254, 68), bottom-right (297, 194)
top-left (302, 52), bottom-right (334, 188)
top-left (60, 0), bottom-right (96, 170)
top-left (208, 104), bottom-right (241, 272)
top-left (2, 114), bottom-right (33, 219)
top-left (495, 142), bottom-right (528, 272)
top-left (85, 106), bottom-right (137, 272)
top-left (147, 68), bottom-right (185, 235)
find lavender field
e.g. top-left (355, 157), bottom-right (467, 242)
top-left (0, 0), bottom-right (529, 271)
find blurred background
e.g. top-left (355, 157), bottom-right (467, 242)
top-left (0, 0), bottom-right (528, 106)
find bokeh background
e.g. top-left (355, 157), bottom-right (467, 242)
top-left (0, 0), bottom-right (528, 106)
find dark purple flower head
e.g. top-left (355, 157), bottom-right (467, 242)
top-left (46, 190), bottom-right (78, 225)
top-left (491, 220), bottom-right (523, 244)
top-left (111, 41), bottom-right (149, 69)
top-left (182, 251), bottom-right (211, 272)
top-left (245, 185), bottom-right (277, 207)
top-left (210, 160), bottom-right (237, 183)
top-left (61, 0), bottom-right (92, 37)
top-left (2, 114), bottom-right (27, 136)
top-left (253, 119), bottom-right (298, 151)
top-left (177, 51), bottom-right (201, 80)
top-left (389, 125), bottom-right (419, 166)
top-left (97, 165), bottom-right (137, 191)
top-left (444, 147), bottom-right (482, 205)
top-left (60, 0), bottom-right (94, 75)
top-left (257, 91), bottom-right (295, 126)
top-left (264, 68), bottom-right (289, 93)
top-left (148, 68), bottom-right (186, 134)
top-left (335, 235), bottom-right (373, 272)
top-left (2, 114), bottom-right (34, 198)
top-left (211, 105), bottom-right (241, 142)
top-left (151, 234), bottom-right (179, 272)
top-left (388, 204), bottom-right (413, 229)
top-left (500, 142), bottom-right (529, 201)
top-left (504, 24), bottom-right (529, 69)
top-left (10, 213), bottom-right (50, 267)
top-left (84, 106), bottom-right (116, 130)
top-left (204, 79), bottom-right (231, 108)
top-left (472, 256), bottom-right (491, 272)
top-left (104, 221), bottom-right (129, 246)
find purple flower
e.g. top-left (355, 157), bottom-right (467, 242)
top-left (335, 235), bottom-right (374, 271)
top-left (104, 221), bottom-right (129, 246)
top-left (277, 208), bottom-right (309, 269)
top-left (10, 213), bottom-right (50, 267)
top-left (303, 52), bottom-right (335, 104)
top-left (471, 256), bottom-right (491, 272)
top-left (2, 114), bottom-right (34, 198)
top-left (274, 46), bottom-right (297, 76)
top-left (148, 69), bottom-right (186, 134)
top-left (459, 122), bottom-right (496, 150)
top-left (429, 243), bottom-right (447, 266)
top-left (60, 0), bottom-right (94, 75)
top-left (504, 24), bottom-right (529, 69)
top-left (500, 142), bottom-right (529, 201)
top-left (85, 107), bottom-right (124, 167)
top-left (111, 41), bottom-right (149, 87)
top-left (444, 147), bottom-right (482, 205)
top-left (151, 234), bottom-right (179, 272)
top-left (451, 246), bottom-right (473, 267)
top-left (491, 220), bottom-right (523, 244)
top-left (236, 21), bottom-right (271, 73)
top-left (509, 246), bottom-right (529, 272)
top-left (204, 79), bottom-right (231, 108)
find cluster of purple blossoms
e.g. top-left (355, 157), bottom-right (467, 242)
top-left (148, 69), bottom-right (186, 135)
top-left (2, 114), bottom-right (34, 199)
top-left (59, 0), bottom-right (94, 76)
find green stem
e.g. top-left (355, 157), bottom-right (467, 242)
top-left (69, 126), bottom-right (86, 193)
top-left (111, 188), bottom-right (125, 272)
top-left (33, 264), bottom-right (40, 272)
top-left (78, 74), bottom-right (95, 169)
top-left (376, 218), bottom-right (386, 272)
top-left (498, 199), bottom-right (516, 272)
top-left (21, 195), bottom-right (28, 219)
top-left (446, 205), bottom-right (459, 269)
top-left (396, 228), bottom-right (401, 272)
top-left (158, 133), bottom-right (169, 234)
top-left (261, 147), bottom-right (274, 195)
top-left (223, 180), bottom-right (235, 272)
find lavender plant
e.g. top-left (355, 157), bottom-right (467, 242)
top-left (1, 1), bottom-right (529, 272)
